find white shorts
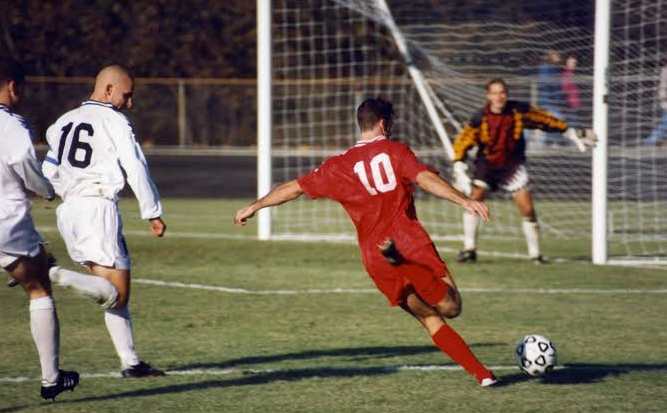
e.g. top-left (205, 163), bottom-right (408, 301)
top-left (0, 244), bottom-right (41, 269)
top-left (57, 197), bottom-right (131, 270)
top-left (473, 164), bottom-right (530, 193)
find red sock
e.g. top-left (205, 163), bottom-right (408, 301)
top-left (431, 324), bottom-right (493, 383)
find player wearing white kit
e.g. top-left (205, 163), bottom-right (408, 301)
top-left (0, 57), bottom-right (80, 400)
top-left (42, 65), bottom-right (167, 378)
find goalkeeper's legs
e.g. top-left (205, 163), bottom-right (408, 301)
top-left (512, 188), bottom-right (544, 262)
top-left (459, 186), bottom-right (486, 262)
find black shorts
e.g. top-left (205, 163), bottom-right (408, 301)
top-left (473, 159), bottom-right (529, 192)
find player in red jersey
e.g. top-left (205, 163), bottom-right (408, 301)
top-left (235, 98), bottom-right (497, 386)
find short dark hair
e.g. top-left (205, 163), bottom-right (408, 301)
top-left (356, 97), bottom-right (394, 132)
top-left (0, 56), bottom-right (26, 85)
top-left (486, 78), bottom-right (508, 92)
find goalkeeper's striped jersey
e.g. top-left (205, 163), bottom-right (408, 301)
top-left (298, 136), bottom-right (434, 260)
top-left (452, 100), bottom-right (567, 167)
top-left (42, 100), bottom-right (162, 220)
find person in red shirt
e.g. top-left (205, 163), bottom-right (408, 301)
top-left (235, 98), bottom-right (497, 386)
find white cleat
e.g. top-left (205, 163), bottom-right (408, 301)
top-left (480, 377), bottom-right (498, 387)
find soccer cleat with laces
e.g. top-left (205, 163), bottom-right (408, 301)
top-left (480, 375), bottom-right (498, 387)
top-left (531, 255), bottom-right (549, 265)
top-left (40, 369), bottom-right (80, 401)
top-left (121, 361), bottom-right (165, 378)
top-left (456, 249), bottom-right (477, 263)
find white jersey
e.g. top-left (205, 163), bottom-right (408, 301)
top-left (0, 104), bottom-right (54, 255)
top-left (43, 100), bottom-right (161, 220)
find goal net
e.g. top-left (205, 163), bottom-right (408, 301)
top-left (269, 0), bottom-right (667, 263)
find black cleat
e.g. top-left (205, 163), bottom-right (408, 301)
top-left (121, 361), bottom-right (165, 378)
top-left (6, 277), bottom-right (19, 288)
top-left (40, 369), bottom-right (79, 401)
top-left (379, 238), bottom-right (404, 265)
top-left (532, 255), bottom-right (549, 265)
top-left (456, 249), bottom-right (477, 263)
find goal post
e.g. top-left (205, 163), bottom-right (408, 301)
top-left (257, 0), bottom-right (272, 240)
top-left (591, 0), bottom-right (610, 265)
top-left (260, 0), bottom-right (667, 265)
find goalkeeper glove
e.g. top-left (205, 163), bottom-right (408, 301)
top-left (565, 128), bottom-right (598, 152)
top-left (452, 161), bottom-right (472, 196)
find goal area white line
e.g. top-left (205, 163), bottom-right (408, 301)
top-left (35, 226), bottom-right (667, 268)
top-left (2, 363), bottom-right (666, 382)
top-left (132, 278), bottom-right (667, 295)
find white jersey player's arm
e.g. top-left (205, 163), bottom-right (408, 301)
top-left (41, 149), bottom-right (64, 197)
top-left (11, 145), bottom-right (55, 200)
top-left (106, 118), bottom-right (162, 220)
top-left (6, 119), bottom-right (55, 200)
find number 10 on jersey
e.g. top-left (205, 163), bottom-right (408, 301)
top-left (353, 153), bottom-right (397, 195)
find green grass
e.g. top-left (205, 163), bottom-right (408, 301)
top-left (1, 199), bottom-right (666, 412)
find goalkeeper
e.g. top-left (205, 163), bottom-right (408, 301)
top-left (452, 78), bottom-right (595, 263)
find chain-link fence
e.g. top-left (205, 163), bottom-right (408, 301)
top-left (23, 77), bottom-right (257, 148)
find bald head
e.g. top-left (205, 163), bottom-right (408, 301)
top-left (90, 65), bottom-right (134, 110)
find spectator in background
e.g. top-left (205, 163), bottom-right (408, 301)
top-left (537, 51), bottom-right (566, 146)
top-left (561, 54), bottom-right (581, 128)
top-left (643, 59), bottom-right (667, 146)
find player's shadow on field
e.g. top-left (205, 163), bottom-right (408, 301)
top-left (495, 363), bottom-right (667, 387)
top-left (41, 367), bottom-right (403, 406)
top-left (170, 343), bottom-right (503, 371)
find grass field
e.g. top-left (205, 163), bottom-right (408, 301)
top-left (1, 199), bottom-right (667, 413)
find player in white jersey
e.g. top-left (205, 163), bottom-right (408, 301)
top-left (42, 65), bottom-right (167, 378)
top-left (0, 57), bottom-right (80, 400)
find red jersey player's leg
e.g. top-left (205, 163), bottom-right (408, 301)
top-left (387, 242), bottom-right (496, 386)
top-left (400, 293), bottom-right (496, 386)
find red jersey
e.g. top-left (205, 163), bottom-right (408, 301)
top-left (297, 136), bottom-right (435, 263)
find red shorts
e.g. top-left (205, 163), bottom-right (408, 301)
top-left (363, 242), bottom-right (450, 307)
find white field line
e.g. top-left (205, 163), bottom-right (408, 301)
top-left (3, 363), bottom-right (666, 382)
top-left (35, 226), bottom-right (667, 268)
top-left (33, 226), bottom-right (559, 260)
top-left (133, 278), bottom-right (667, 295)
top-left (36, 226), bottom-right (256, 240)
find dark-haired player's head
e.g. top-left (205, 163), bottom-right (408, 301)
top-left (357, 97), bottom-right (395, 137)
top-left (0, 56), bottom-right (26, 108)
top-left (486, 78), bottom-right (508, 111)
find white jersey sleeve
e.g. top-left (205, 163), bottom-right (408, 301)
top-left (105, 117), bottom-right (162, 220)
top-left (5, 117), bottom-right (54, 200)
top-left (41, 149), bottom-right (63, 197)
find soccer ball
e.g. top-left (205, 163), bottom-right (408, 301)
top-left (515, 334), bottom-right (557, 376)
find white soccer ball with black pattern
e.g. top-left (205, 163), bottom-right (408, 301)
top-left (515, 334), bottom-right (557, 376)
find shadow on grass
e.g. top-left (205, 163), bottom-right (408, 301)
top-left (496, 363), bottom-right (667, 387)
top-left (170, 343), bottom-right (504, 371)
top-left (58, 366), bottom-right (395, 406)
top-left (3, 362), bottom-right (665, 411)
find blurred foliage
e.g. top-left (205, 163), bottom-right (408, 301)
top-left (0, 0), bottom-right (256, 77)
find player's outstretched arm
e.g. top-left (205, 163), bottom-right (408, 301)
top-left (415, 170), bottom-right (490, 222)
top-left (235, 179), bottom-right (304, 226)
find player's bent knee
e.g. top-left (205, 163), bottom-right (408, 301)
top-left (435, 299), bottom-right (462, 319)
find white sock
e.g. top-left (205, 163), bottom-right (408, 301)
top-left (104, 305), bottom-right (140, 369)
top-left (463, 212), bottom-right (480, 251)
top-left (522, 220), bottom-right (541, 258)
top-left (50, 266), bottom-right (118, 309)
top-left (29, 296), bottom-right (60, 386)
